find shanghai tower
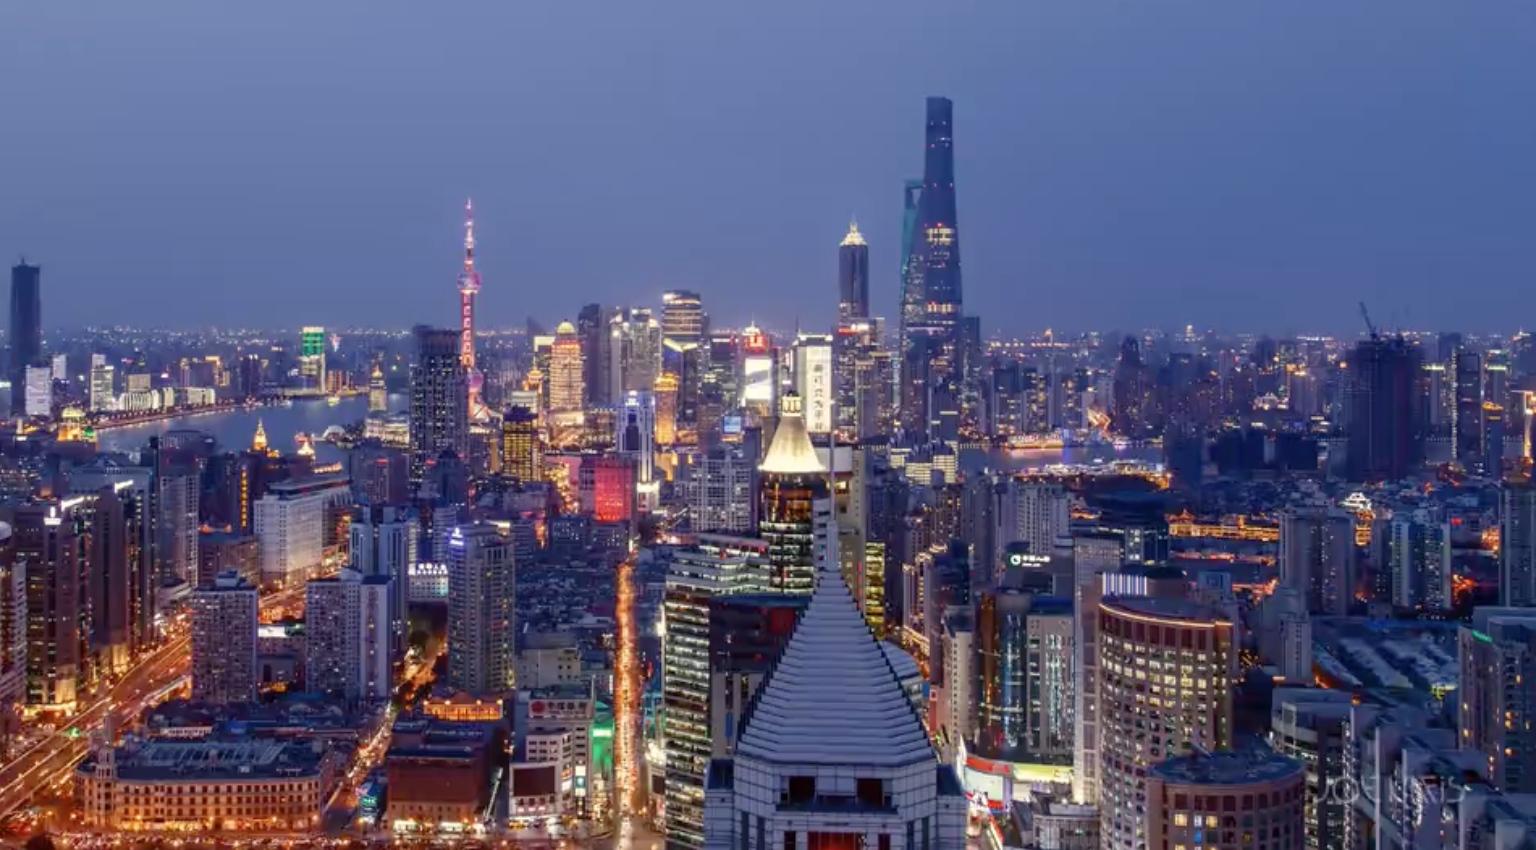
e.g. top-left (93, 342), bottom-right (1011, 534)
top-left (900, 97), bottom-right (963, 433)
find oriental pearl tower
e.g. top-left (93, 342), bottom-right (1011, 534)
top-left (458, 199), bottom-right (489, 421)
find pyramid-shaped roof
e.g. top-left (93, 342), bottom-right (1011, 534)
top-left (734, 566), bottom-right (935, 767)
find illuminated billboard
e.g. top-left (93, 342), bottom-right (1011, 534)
top-left (794, 337), bottom-right (833, 434)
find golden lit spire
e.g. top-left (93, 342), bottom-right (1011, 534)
top-left (839, 219), bottom-right (866, 247)
top-left (252, 419), bottom-right (268, 452)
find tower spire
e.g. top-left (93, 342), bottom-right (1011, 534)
top-left (462, 198), bottom-right (478, 281)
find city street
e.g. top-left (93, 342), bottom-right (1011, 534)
top-left (0, 584), bottom-right (308, 822)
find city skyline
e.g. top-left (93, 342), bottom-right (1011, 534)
top-left (3, 1), bottom-right (1534, 334)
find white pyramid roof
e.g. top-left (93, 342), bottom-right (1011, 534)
top-left (759, 394), bottom-right (824, 476)
top-left (734, 566), bottom-right (935, 767)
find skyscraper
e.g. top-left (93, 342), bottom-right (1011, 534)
top-left (548, 320), bottom-right (584, 414)
top-left (409, 325), bottom-right (469, 479)
top-left (189, 570), bottom-right (258, 704)
top-left (305, 568), bottom-right (392, 701)
top-left (299, 326), bottom-right (327, 392)
top-left (1279, 506), bottom-right (1355, 616)
top-left (500, 406), bottom-right (542, 484)
top-left (1460, 607), bottom-right (1536, 794)
top-left (973, 579), bottom-right (1074, 764)
top-left (349, 504), bottom-right (419, 658)
top-left (13, 501), bottom-right (87, 710)
top-left (1098, 595), bottom-right (1237, 850)
top-left (1344, 335), bottom-right (1425, 482)
top-left (9, 262), bottom-right (41, 417)
top-left (699, 564), bottom-right (967, 850)
top-left (662, 534), bottom-right (770, 850)
top-left (577, 303), bottom-right (609, 408)
top-left (758, 394), bottom-right (827, 595)
top-left (899, 98), bottom-right (964, 433)
top-left (661, 290), bottom-right (705, 348)
top-left (446, 523), bottom-right (515, 697)
top-left (837, 221), bottom-right (870, 324)
top-left (1501, 479), bottom-right (1536, 607)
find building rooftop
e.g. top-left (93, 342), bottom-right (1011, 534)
top-left (82, 738), bottom-right (327, 782)
top-left (759, 394), bottom-right (824, 476)
top-left (1150, 748), bottom-right (1303, 786)
top-left (1104, 596), bottom-right (1230, 624)
top-left (734, 567), bottom-right (934, 768)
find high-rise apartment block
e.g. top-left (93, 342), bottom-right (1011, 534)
top-left (1279, 506), bottom-right (1355, 616)
top-left (254, 475), bottom-right (351, 588)
top-left (305, 569), bottom-right (392, 701)
top-left (409, 325), bottom-right (469, 479)
top-left (446, 523), bottom-right (515, 697)
top-left (1098, 595), bottom-right (1237, 850)
top-left (190, 571), bottom-right (259, 704)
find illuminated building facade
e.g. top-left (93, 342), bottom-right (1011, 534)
top-left (549, 320), bottom-right (584, 413)
top-left (78, 739), bottom-right (335, 833)
top-left (1459, 607), bottom-right (1536, 795)
top-left (299, 326), bottom-right (327, 392)
top-left (973, 585), bottom-right (1074, 764)
top-left (500, 405), bottom-right (541, 484)
top-left (739, 324), bottom-right (776, 422)
top-left (189, 571), bottom-right (258, 704)
top-left (1098, 596), bottom-right (1237, 850)
top-left (655, 371), bottom-right (679, 446)
top-left (793, 333), bottom-right (834, 436)
top-left (610, 308), bottom-right (662, 400)
top-left (678, 447), bottom-right (757, 536)
top-left (13, 501), bottom-right (88, 710)
top-left (89, 353), bottom-right (115, 412)
top-left (456, 199), bottom-right (487, 420)
top-left (368, 360), bottom-right (387, 412)
top-left (662, 290), bottom-right (705, 347)
top-left (446, 524), bottom-right (515, 697)
top-left (581, 455), bottom-right (636, 526)
top-left (253, 475), bottom-right (351, 588)
top-left (663, 534), bottom-right (772, 849)
top-left (758, 394), bottom-right (827, 595)
top-left (305, 568), bottom-right (392, 701)
top-left (1143, 749), bottom-right (1304, 850)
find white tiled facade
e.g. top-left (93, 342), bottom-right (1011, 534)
top-left (701, 566), bottom-right (966, 850)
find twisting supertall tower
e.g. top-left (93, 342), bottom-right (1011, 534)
top-left (457, 199), bottom-right (487, 420)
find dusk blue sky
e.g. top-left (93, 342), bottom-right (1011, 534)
top-left (2, 1), bottom-right (1534, 336)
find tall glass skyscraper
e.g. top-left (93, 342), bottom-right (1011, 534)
top-left (900, 98), bottom-right (965, 433)
top-left (9, 262), bottom-right (41, 417)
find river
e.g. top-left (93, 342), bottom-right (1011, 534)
top-left (96, 394), bottom-right (407, 465)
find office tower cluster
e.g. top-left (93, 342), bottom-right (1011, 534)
top-left (10, 91), bottom-right (1536, 850)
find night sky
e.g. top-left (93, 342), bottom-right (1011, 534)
top-left (2, 0), bottom-right (1533, 336)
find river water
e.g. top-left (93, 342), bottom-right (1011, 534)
top-left (98, 395), bottom-right (1162, 474)
top-left (96, 395), bottom-right (403, 465)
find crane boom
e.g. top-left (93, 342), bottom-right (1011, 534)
top-left (1359, 302), bottom-right (1378, 340)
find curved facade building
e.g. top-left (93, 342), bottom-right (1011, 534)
top-left (1144, 748), bottom-right (1304, 850)
top-left (1098, 596), bottom-right (1237, 850)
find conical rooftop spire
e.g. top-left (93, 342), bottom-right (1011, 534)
top-left (759, 393), bottom-right (823, 476)
top-left (840, 219), bottom-right (866, 247)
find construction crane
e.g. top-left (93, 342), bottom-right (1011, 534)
top-left (1359, 302), bottom-right (1378, 340)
